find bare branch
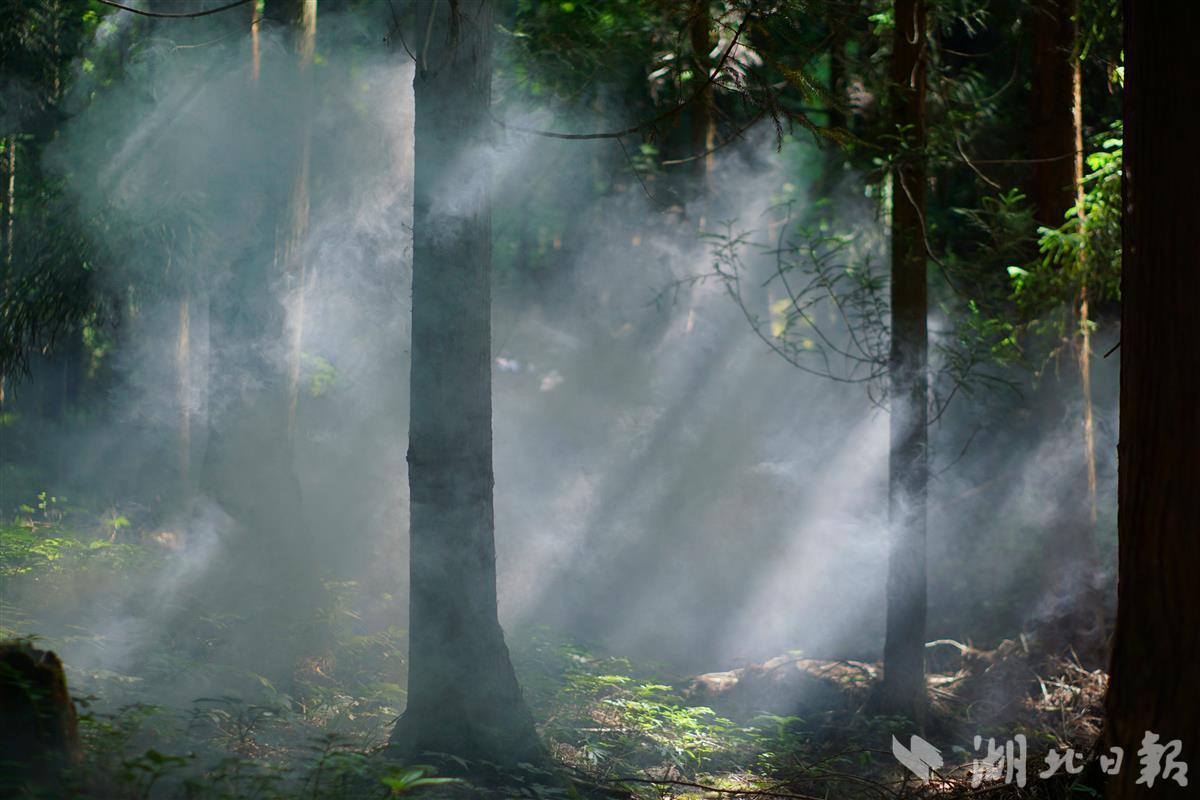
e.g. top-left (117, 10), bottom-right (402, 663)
top-left (492, 10), bottom-right (756, 141)
top-left (96, 0), bottom-right (253, 19)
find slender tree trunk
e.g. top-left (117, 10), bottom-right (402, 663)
top-left (1070, 59), bottom-right (1100, 559)
top-left (827, 23), bottom-right (846, 134)
top-left (875, 0), bottom-right (928, 725)
top-left (1028, 0), bottom-right (1104, 659)
top-left (1101, 3), bottom-right (1200, 796)
top-left (176, 294), bottom-right (192, 502)
top-left (264, 0), bottom-right (316, 438)
top-left (817, 20), bottom-right (846, 204)
top-left (196, 0), bottom-right (316, 687)
top-left (0, 136), bottom-right (14, 408)
top-left (689, 0), bottom-right (716, 198)
top-left (250, 0), bottom-right (261, 82)
top-left (2, 136), bottom-right (13, 271)
top-left (1030, 0), bottom-right (1079, 230)
top-left (1070, 34), bottom-right (1096, 530)
top-left (389, 0), bottom-right (542, 764)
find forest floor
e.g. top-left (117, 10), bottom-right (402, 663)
top-left (0, 509), bottom-right (1106, 799)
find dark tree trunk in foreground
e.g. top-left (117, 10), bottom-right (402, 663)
top-left (1102, 3), bottom-right (1200, 796)
top-left (876, 0), bottom-right (928, 725)
top-left (0, 643), bottom-right (82, 795)
top-left (1028, 0), bottom-right (1104, 661)
top-left (389, 0), bottom-right (541, 764)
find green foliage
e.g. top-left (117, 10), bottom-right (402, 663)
top-left (694, 205), bottom-right (1019, 415)
top-left (955, 189), bottom-right (1037, 271)
top-left (1025, 128), bottom-right (1123, 305)
top-left (0, 0), bottom-right (114, 379)
top-left (379, 765), bottom-right (462, 796)
top-left (121, 748), bottom-right (193, 797)
top-left (70, 692), bottom-right (459, 799)
top-left (0, 0), bottom-right (98, 119)
top-left (691, 216), bottom-right (887, 385)
top-left (301, 352), bottom-right (339, 398)
top-left (0, 0), bottom-right (224, 380)
top-left (513, 628), bottom-right (757, 778)
top-left (501, 0), bottom-right (678, 106)
top-left (1079, 0), bottom-right (1123, 63)
top-left (604, 689), bottom-right (737, 769)
top-left (1004, 125), bottom-right (1123, 358)
top-left (0, 522), bottom-right (153, 577)
top-left (0, 1), bottom-right (1128, 796)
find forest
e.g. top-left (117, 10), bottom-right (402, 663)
top-left (0, 0), bottom-right (1194, 797)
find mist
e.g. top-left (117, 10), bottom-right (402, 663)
top-left (2, 0), bottom-right (1118, 694)
top-left (0, 1), bottom-right (1125, 797)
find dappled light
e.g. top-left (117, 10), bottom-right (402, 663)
top-left (3, 1), bottom-right (1194, 800)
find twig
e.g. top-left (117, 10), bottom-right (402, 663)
top-left (603, 776), bottom-right (826, 800)
top-left (660, 109), bottom-right (768, 166)
top-left (615, 137), bottom-right (671, 208)
top-left (932, 424), bottom-right (982, 477)
top-left (385, 0), bottom-right (417, 62)
top-left (96, 0), bottom-right (252, 19)
top-left (493, 11), bottom-right (755, 141)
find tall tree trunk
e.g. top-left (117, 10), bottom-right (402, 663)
top-left (1029, 0), bottom-right (1103, 660)
top-left (0, 136), bottom-right (14, 408)
top-left (1101, 2), bottom-right (1200, 796)
top-left (176, 294), bottom-right (192, 503)
top-left (689, 0), bottom-right (716, 199)
top-left (827, 19), bottom-right (847, 134)
top-left (250, 0), bottom-right (261, 82)
top-left (1030, 0), bottom-right (1079, 230)
top-left (2, 136), bottom-right (13, 272)
top-left (264, 0), bottom-right (316, 438)
top-left (389, 0), bottom-right (541, 764)
top-left (875, 0), bottom-right (928, 725)
top-left (817, 18), bottom-right (846, 205)
top-left (196, 0), bottom-right (317, 687)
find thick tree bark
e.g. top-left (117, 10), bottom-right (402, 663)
top-left (389, 0), bottom-right (542, 764)
top-left (875, 0), bottom-right (928, 725)
top-left (1101, 2), bottom-right (1200, 796)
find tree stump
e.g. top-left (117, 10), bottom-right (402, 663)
top-left (0, 642), bottom-right (82, 795)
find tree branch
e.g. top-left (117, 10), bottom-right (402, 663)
top-left (493, 10), bottom-right (755, 141)
top-left (95, 0), bottom-right (252, 19)
top-left (603, 776), bottom-right (825, 800)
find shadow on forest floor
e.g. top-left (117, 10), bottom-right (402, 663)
top-left (1, 514), bottom-right (1106, 799)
